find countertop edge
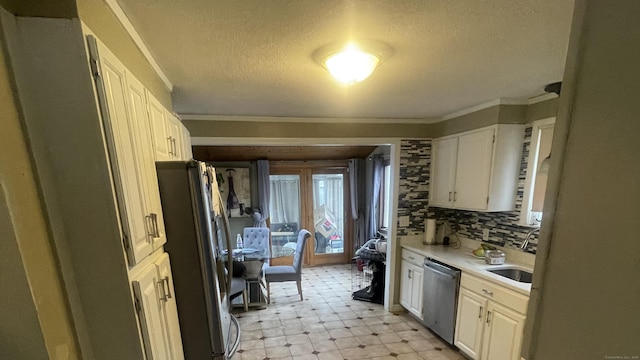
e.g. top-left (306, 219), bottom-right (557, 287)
top-left (401, 242), bottom-right (532, 296)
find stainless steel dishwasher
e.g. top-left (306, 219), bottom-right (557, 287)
top-left (422, 258), bottom-right (461, 345)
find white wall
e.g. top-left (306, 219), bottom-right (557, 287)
top-left (524, 1), bottom-right (640, 358)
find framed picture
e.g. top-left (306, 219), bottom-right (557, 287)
top-left (216, 167), bottom-right (251, 217)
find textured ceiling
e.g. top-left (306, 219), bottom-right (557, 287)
top-left (116, 0), bottom-right (574, 119)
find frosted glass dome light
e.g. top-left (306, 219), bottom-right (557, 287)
top-left (313, 40), bottom-right (392, 86)
top-left (324, 44), bottom-right (380, 85)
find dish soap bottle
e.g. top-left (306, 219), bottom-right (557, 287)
top-left (236, 234), bottom-right (243, 249)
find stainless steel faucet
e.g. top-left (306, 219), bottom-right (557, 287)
top-left (520, 228), bottom-right (537, 251)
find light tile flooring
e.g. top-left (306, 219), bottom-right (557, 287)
top-left (232, 264), bottom-right (466, 360)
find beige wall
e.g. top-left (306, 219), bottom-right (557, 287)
top-left (525, 1), bottom-right (640, 358)
top-left (0, 8), bottom-right (79, 359)
top-left (184, 119), bottom-right (433, 139)
top-left (184, 101), bottom-right (553, 141)
top-left (77, 0), bottom-right (172, 109)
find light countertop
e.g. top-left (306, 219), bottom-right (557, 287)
top-left (401, 240), bottom-right (533, 296)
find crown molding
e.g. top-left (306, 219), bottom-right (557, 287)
top-left (180, 114), bottom-right (439, 124)
top-left (440, 97), bottom-right (528, 121)
top-left (104, 0), bottom-right (173, 91)
top-left (528, 92), bottom-right (559, 105)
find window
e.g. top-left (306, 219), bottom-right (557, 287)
top-left (520, 117), bottom-right (555, 226)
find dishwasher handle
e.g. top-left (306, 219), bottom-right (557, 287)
top-left (424, 259), bottom-right (459, 280)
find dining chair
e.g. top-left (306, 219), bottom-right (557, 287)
top-left (263, 229), bottom-right (312, 304)
top-left (242, 227), bottom-right (271, 262)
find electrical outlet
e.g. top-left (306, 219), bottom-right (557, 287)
top-left (482, 228), bottom-right (490, 241)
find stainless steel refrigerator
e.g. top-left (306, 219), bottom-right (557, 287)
top-left (157, 160), bottom-right (237, 360)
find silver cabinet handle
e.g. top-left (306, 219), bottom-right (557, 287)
top-left (486, 311), bottom-right (492, 325)
top-left (482, 289), bottom-right (494, 296)
top-left (448, 192), bottom-right (452, 201)
top-left (158, 280), bottom-right (167, 302)
top-left (172, 138), bottom-right (177, 157)
top-left (408, 269), bottom-right (412, 279)
top-left (167, 137), bottom-right (173, 155)
top-left (150, 213), bottom-right (159, 238)
top-left (145, 215), bottom-right (154, 238)
top-left (479, 306), bottom-right (483, 319)
top-left (454, 191), bottom-right (457, 201)
top-left (163, 277), bottom-right (172, 299)
top-left (158, 277), bottom-right (172, 302)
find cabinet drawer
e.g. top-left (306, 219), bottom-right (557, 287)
top-left (401, 249), bottom-right (423, 266)
top-left (460, 273), bottom-right (528, 314)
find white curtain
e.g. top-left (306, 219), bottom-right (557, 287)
top-left (366, 155), bottom-right (383, 241)
top-left (269, 177), bottom-right (300, 225)
top-left (313, 175), bottom-right (344, 235)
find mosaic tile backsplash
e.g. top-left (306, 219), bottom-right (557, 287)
top-left (396, 128), bottom-right (539, 254)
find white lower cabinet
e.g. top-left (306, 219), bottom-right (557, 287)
top-left (455, 288), bottom-right (486, 359)
top-left (133, 253), bottom-right (184, 360)
top-left (400, 250), bottom-right (424, 319)
top-left (455, 273), bottom-right (528, 360)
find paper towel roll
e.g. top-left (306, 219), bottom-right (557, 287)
top-left (424, 218), bottom-right (436, 244)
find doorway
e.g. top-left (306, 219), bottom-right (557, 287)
top-left (268, 161), bottom-right (351, 266)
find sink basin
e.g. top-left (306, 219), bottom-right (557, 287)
top-left (487, 268), bottom-right (533, 283)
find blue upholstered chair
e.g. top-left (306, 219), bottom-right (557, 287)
top-left (263, 229), bottom-right (312, 304)
top-left (242, 227), bottom-right (271, 262)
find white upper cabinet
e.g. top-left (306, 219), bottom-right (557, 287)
top-left (181, 125), bottom-right (193, 161)
top-left (430, 137), bottom-right (458, 207)
top-left (89, 37), bottom-right (153, 264)
top-left (519, 118), bottom-right (555, 226)
top-left (147, 92), bottom-right (172, 161)
top-left (165, 111), bottom-right (184, 160)
top-left (147, 94), bottom-right (190, 161)
top-left (125, 74), bottom-right (167, 252)
top-left (430, 124), bottom-right (524, 211)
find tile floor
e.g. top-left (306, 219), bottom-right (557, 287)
top-left (232, 264), bottom-right (466, 360)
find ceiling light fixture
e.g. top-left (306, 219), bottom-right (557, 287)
top-left (313, 40), bottom-right (392, 85)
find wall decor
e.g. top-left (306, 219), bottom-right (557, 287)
top-left (216, 167), bottom-right (251, 217)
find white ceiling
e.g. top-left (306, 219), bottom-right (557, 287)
top-left (116, 0), bottom-right (574, 120)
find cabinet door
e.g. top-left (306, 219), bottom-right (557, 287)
top-left (455, 288), bottom-right (487, 360)
top-left (481, 301), bottom-right (525, 360)
top-left (165, 112), bottom-right (182, 160)
top-left (430, 137), bottom-right (458, 207)
top-left (133, 263), bottom-right (171, 360)
top-left (454, 128), bottom-right (494, 210)
top-left (147, 93), bottom-right (171, 161)
top-left (400, 261), bottom-right (412, 309)
top-left (409, 264), bottom-right (424, 319)
top-left (126, 74), bottom-right (167, 252)
top-left (156, 254), bottom-right (185, 360)
top-left (92, 41), bottom-right (152, 264)
top-left (181, 125), bottom-right (192, 160)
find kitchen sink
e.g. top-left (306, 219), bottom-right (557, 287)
top-left (487, 268), bottom-right (533, 283)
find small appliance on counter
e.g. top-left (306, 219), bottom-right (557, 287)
top-left (484, 249), bottom-right (506, 265)
top-left (423, 218), bottom-right (437, 245)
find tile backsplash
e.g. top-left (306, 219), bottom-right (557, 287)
top-left (396, 128), bottom-right (539, 254)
